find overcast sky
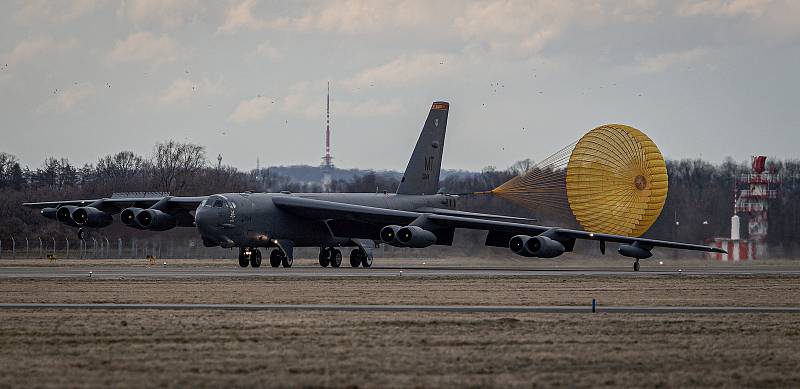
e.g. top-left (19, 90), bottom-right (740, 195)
top-left (1, 0), bottom-right (798, 172)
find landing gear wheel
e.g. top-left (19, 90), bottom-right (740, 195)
top-left (77, 228), bottom-right (90, 241)
top-left (361, 252), bottom-right (373, 268)
top-left (281, 253), bottom-right (293, 268)
top-left (318, 248), bottom-right (331, 267)
top-left (238, 248), bottom-right (250, 268)
top-left (330, 249), bottom-right (342, 268)
top-left (349, 249), bottom-right (362, 268)
top-left (250, 249), bottom-right (262, 268)
top-left (270, 249), bottom-right (282, 268)
top-left (633, 260), bottom-right (640, 272)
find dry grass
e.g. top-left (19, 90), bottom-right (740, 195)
top-left (1, 310), bottom-right (799, 388)
top-left (2, 262), bottom-right (800, 387)
top-left (1, 274), bottom-right (799, 307)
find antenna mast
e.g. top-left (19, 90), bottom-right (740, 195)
top-left (322, 81), bottom-right (333, 169)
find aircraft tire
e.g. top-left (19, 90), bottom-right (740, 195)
top-left (633, 261), bottom-right (640, 272)
top-left (318, 249), bottom-right (330, 267)
top-left (250, 249), bottom-right (262, 268)
top-left (238, 256), bottom-right (249, 268)
top-left (281, 253), bottom-right (293, 268)
top-left (349, 249), bottom-right (362, 267)
top-left (361, 253), bottom-right (373, 268)
top-left (270, 249), bottom-right (282, 267)
top-left (330, 249), bottom-right (342, 268)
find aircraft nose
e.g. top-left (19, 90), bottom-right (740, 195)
top-left (194, 207), bottom-right (218, 235)
top-left (195, 206), bottom-right (236, 247)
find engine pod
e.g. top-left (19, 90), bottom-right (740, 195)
top-left (135, 209), bottom-right (177, 231)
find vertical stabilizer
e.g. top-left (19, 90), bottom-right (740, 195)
top-left (396, 102), bottom-right (449, 195)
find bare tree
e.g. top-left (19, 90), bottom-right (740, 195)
top-left (96, 151), bottom-right (149, 193)
top-left (151, 141), bottom-right (207, 194)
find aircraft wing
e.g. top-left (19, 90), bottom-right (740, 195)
top-left (271, 196), bottom-right (726, 254)
top-left (23, 196), bottom-right (207, 212)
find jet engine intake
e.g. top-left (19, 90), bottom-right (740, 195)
top-left (56, 206), bottom-right (79, 226)
top-left (509, 235), bottom-right (566, 258)
top-left (396, 226), bottom-right (437, 248)
top-left (618, 244), bottom-right (653, 259)
top-left (379, 225), bottom-right (405, 247)
top-left (135, 209), bottom-right (177, 231)
top-left (71, 207), bottom-right (112, 228)
top-left (120, 207), bottom-right (144, 228)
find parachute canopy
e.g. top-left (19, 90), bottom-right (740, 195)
top-left (489, 124), bottom-right (668, 237)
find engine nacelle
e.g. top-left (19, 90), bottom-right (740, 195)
top-left (120, 208), bottom-right (145, 229)
top-left (135, 209), bottom-right (176, 231)
top-left (509, 235), bottom-right (566, 258)
top-left (396, 226), bottom-right (437, 248)
top-left (618, 244), bottom-right (653, 259)
top-left (379, 225), bottom-right (405, 247)
top-left (71, 207), bottom-right (112, 228)
top-left (56, 206), bottom-right (79, 226)
top-left (41, 207), bottom-right (58, 220)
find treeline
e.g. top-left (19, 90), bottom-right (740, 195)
top-left (0, 141), bottom-right (798, 256)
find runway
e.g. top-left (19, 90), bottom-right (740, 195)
top-left (1, 264), bottom-right (798, 279)
top-left (1, 302), bottom-right (798, 313)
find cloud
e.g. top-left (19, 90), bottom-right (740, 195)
top-left (229, 96), bottom-right (276, 124)
top-left (106, 32), bottom-right (179, 66)
top-left (156, 77), bottom-right (227, 106)
top-left (4, 36), bottom-right (77, 66)
top-left (218, 0), bottom-right (439, 34)
top-left (254, 41), bottom-right (283, 61)
top-left (15, 0), bottom-right (103, 24)
top-left (341, 53), bottom-right (450, 89)
top-left (217, 0), bottom-right (269, 34)
top-left (336, 99), bottom-right (404, 117)
top-left (634, 48), bottom-right (707, 73)
top-left (39, 83), bottom-right (97, 113)
top-left (282, 0), bottom-right (434, 33)
top-left (230, 79), bottom-right (404, 124)
top-left (677, 0), bottom-right (772, 17)
top-left (120, 0), bottom-right (203, 27)
top-left (281, 81), bottom-right (404, 118)
top-left (454, 1), bottom-right (577, 55)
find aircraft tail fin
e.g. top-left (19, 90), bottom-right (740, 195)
top-left (396, 102), bottom-right (449, 195)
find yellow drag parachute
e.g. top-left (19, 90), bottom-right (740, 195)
top-left (489, 124), bottom-right (668, 237)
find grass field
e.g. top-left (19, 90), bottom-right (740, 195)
top-left (1, 260), bottom-right (799, 387)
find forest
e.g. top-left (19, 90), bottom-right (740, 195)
top-left (0, 141), bottom-right (798, 258)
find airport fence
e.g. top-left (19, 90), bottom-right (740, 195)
top-left (0, 236), bottom-right (238, 260)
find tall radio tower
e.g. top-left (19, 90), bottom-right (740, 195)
top-left (321, 82), bottom-right (334, 190)
top-left (322, 81), bottom-right (334, 169)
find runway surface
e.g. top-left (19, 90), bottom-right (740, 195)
top-left (1, 264), bottom-right (798, 279)
top-left (1, 302), bottom-right (798, 314)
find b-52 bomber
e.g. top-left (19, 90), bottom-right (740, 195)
top-left (24, 102), bottom-right (725, 271)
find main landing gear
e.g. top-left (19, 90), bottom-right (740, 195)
top-left (349, 248), bottom-right (372, 268)
top-left (633, 259), bottom-right (640, 272)
top-left (238, 248), bottom-right (262, 268)
top-left (320, 247), bottom-right (372, 268)
top-left (270, 249), bottom-right (292, 268)
top-left (238, 245), bottom-right (292, 269)
top-left (318, 247), bottom-right (342, 268)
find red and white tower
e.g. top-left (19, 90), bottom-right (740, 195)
top-left (709, 156), bottom-right (779, 261)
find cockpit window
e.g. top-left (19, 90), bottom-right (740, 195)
top-left (200, 199), bottom-right (209, 207)
top-left (213, 200), bottom-right (224, 208)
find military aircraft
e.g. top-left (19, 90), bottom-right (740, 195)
top-left (23, 101), bottom-right (725, 271)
